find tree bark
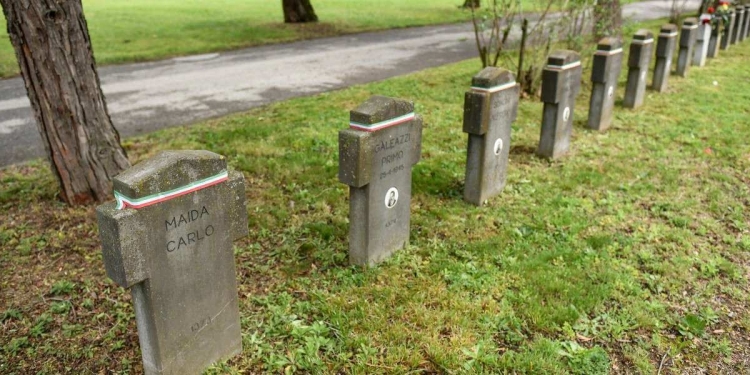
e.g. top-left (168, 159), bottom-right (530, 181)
top-left (1, 0), bottom-right (130, 205)
top-left (462, 0), bottom-right (480, 9)
top-left (283, 0), bottom-right (318, 23)
top-left (593, 0), bottom-right (622, 40)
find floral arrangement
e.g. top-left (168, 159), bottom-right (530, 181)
top-left (709, 1), bottom-right (732, 28)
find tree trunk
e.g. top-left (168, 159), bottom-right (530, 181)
top-left (1, 0), bottom-right (130, 205)
top-left (283, 0), bottom-right (318, 23)
top-left (593, 0), bottom-right (622, 40)
top-left (462, 0), bottom-right (480, 9)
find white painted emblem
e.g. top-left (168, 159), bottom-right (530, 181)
top-left (493, 138), bottom-right (504, 156)
top-left (563, 107), bottom-right (571, 122)
top-left (385, 187), bottom-right (399, 209)
top-left (608, 85), bottom-right (614, 98)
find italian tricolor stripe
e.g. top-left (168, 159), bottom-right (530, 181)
top-left (115, 170), bottom-right (229, 210)
top-left (471, 81), bottom-right (517, 94)
top-left (350, 112), bottom-right (415, 132)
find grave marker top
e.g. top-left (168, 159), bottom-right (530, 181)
top-left (628, 30), bottom-right (655, 68)
top-left (541, 50), bottom-right (582, 104)
top-left (681, 18), bottom-right (700, 48)
top-left (656, 24), bottom-right (678, 57)
top-left (592, 37), bottom-right (623, 83)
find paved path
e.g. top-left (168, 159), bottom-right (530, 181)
top-left (0, 0), bottom-right (700, 166)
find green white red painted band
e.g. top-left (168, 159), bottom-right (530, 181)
top-left (546, 61), bottom-right (582, 71)
top-left (350, 112), bottom-right (415, 132)
top-left (115, 170), bottom-right (229, 210)
top-left (632, 38), bottom-right (655, 45)
top-left (471, 81), bottom-right (517, 94)
top-left (595, 48), bottom-right (623, 56)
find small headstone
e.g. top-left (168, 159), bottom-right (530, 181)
top-left (587, 37), bottom-right (623, 131)
top-left (693, 17), bottom-right (712, 67)
top-left (623, 30), bottom-right (654, 109)
top-left (652, 24), bottom-right (678, 93)
top-left (97, 150), bottom-right (248, 375)
top-left (720, 10), bottom-right (735, 50)
top-left (733, 6), bottom-right (745, 43)
top-left (462, 67), bottom-right (519, 205)
top-left (537, 50), bottom-right (582, 159)
top-left (744, 5), bottom-right (750, 40)
top-left (339, 96), bottom-right (423, 265)
top-left (708, 19), bottom-right (722, 58)
top-left (676, 18), bottom-right (699, 77)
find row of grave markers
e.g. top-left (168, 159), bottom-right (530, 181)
top-left (95, 9), bottom-right (747, 375)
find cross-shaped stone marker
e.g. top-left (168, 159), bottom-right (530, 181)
top-left (652, 24), bottom-right (678, 93)
top-left (708, 19), bottom-right (722, 58)
top-left (721, 10), bottom-right (735, 50)
top-left (733, 6), bottom-right (745, 44)
top-left (462, 67), bottom-right (519, 205)
top-left (587, 37), bottom-right (623, 131)
top-left (676, 18), bottom-right (699, 77)
top-left (623, 30), bottom-right (654, 109)
top-left (97, 150), bottom-right (248, 375)
top-left (537, 50), bottom-right (582, 159)
top-left (693, 16), bottom-right (712, 67)
top-left (339, 96), bottom-right (423, 266)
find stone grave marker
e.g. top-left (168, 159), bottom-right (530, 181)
top-left (720, 10), bottom-right (735, 50)
top-left (537, 50), bottom-right (582, 159)
top-left (693, 16), bottom-right (712, 67)
top-left (744, 5), bottom-right (750, 40)
top-left (708, 19), bottom-right (722, 58)
top-left (652, 24), bottom-right (677, 93)
top-left (462, 67), bottom-right (519, 205)
top-left (587, 37), bottom-right (623, 131)
top-left (676, 18), bottom-right (699, 77)
top-left (339, 96), bottom-right (423, 265)
top-left (97, 150), bottom-right (248, 375)
top-left (733, 6), bottom-right (745, 44)
top-left (623, 30), bottom-right (654, 109)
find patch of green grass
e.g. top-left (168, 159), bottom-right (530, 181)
top-left (2, 17), bottom-right (750, 374)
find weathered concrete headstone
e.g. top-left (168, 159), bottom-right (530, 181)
top-left (97, 150), bottom-right (248, 375)
top-left (693, 17), bottom-right (712, 67)
top-left (587, 37), bottom-right (623, 131)
top-left (676, 18), bottom-right (699, 77)
top-left (339, 96), bottom-right (423, 265)
top-left (708, 19), bottom-right (722, 58)
top-left (623, 30), bottom-right (654, 109)
top-left (744, 5), bottom-right (750, 40)
top-left (721, 10), bottom-right (735, 50)
top-left (652, 24), bottom-right (677, 93)
top-left (537, 50), bottom-right (582, 159)
top-left (733, 6), bottom-right (745, 44)
top-left (462, 67), bottom-right (519, 205)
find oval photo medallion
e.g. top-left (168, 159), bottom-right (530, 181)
top-left (384, 187), bottom-right (399, 209)
top-left (493, 138), bottom-right (504, 156)
top-left (563, 107), bottom-right (571, 122)
top-left (608, 85), bottom-right (614, 98)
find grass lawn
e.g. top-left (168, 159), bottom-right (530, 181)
top-left (2, 20), bottom-right (750, 374)
top-left (0, 0), bottom-right (643, 79)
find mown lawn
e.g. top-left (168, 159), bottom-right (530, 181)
top-left (0, 0), bottom-right (644, 79)
top-left (2, 21), bottom-right (750, 375)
